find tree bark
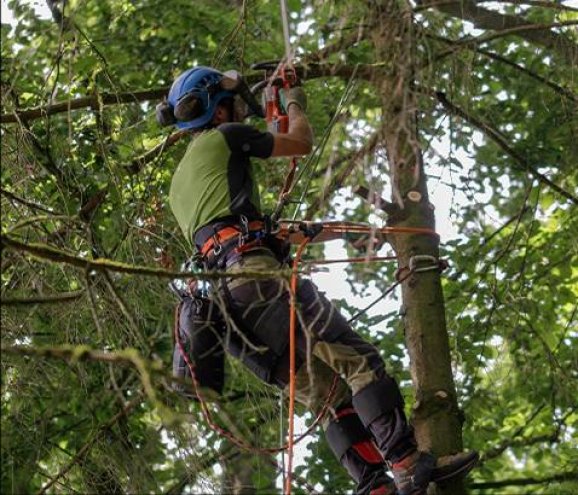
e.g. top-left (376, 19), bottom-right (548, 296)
top-left (371, 1), bottom-right (465, 492)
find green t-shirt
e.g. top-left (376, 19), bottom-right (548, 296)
top-left (169, 123), bottom-right (274, 246)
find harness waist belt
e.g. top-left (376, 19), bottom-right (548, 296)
top-left (199, 220), bottom-right (265, 257)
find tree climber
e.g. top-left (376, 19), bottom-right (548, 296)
top-left (158, 66), bottom-right (478, 495)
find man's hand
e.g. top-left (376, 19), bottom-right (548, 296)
top-left (280, 87), bottom-right (307, 113)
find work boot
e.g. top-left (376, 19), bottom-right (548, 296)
top-left (390, 450), bottom-right (479, 495)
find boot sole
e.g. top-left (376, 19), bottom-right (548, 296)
top-left (431, 451), bottom-right (479, 483)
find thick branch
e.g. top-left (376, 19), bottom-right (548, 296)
top-left (470, 470), bottom-right (578, 490)
top-left (1, 290), bottom-right (85, 306)
top-left (477, 0), bottom-right (578, 12)
top-left (0, 234), bottom-right (293, 281)
top-left (432, 91), bottom-right (578, 205)
top-left (353, 185), bottom-right (398, 215)
top-left (421, 0), bottom-right (578, 66)
top-left (1, 88), bottom-right (168, 124)
top-left (0, 63), bottom-right (375, 124)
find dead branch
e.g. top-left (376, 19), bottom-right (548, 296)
top-left (305, 130), bottom-right (381, 218)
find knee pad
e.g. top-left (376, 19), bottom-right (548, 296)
top-left (326, 406), bottom-right (382, 466)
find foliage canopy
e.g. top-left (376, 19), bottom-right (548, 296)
top-left (1, 0), bottom-right (577, 493)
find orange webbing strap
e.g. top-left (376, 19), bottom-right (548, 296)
top-left (285, 236), bottom-right (311, 495)
top-left (200, 220), bottom-right (265, 256)
top-left (304, 255), bottom-right (398, 265)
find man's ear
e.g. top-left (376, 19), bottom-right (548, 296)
top-left (212, 104), bottom-right (230, 124)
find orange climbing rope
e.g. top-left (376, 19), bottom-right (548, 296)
top-left (276, 220), bottom-right (438, 246)
top-left (284, 236), bottom-right (311, 494)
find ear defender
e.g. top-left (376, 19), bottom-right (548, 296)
top-left (174, 93), bottom-right (205, 122)
top-left (156, 99), bottom-right (177, 127)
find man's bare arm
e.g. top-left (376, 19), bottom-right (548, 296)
top-left (271, 102), bottom-right (313, 158)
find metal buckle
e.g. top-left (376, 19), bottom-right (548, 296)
top-left (212, 233), bottom-right (222, 256)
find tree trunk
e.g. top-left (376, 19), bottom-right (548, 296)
top-left (371, 1), bottom-right (466, 492)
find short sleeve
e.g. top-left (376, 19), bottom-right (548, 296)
top-left (218, 123), bottom-right (274, 159)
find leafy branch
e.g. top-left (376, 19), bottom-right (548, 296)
top-left (36, 394), bottom-right (143, 495)
top-left (420, 0), bottom-right (578, 66)
top-left (431, 90), bottom-right (578, 205)
top-left (425, 33), bottom-right (577, 102)
top-left (469, 470), bottom-right (578, 490)
top-left (415, 0), bottom-right (578, 13)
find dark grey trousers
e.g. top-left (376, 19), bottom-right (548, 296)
top-left (222, 249), bottom-right (416, 464)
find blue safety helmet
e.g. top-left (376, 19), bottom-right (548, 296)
top-left (162, 67), bottom-right (234, 130)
